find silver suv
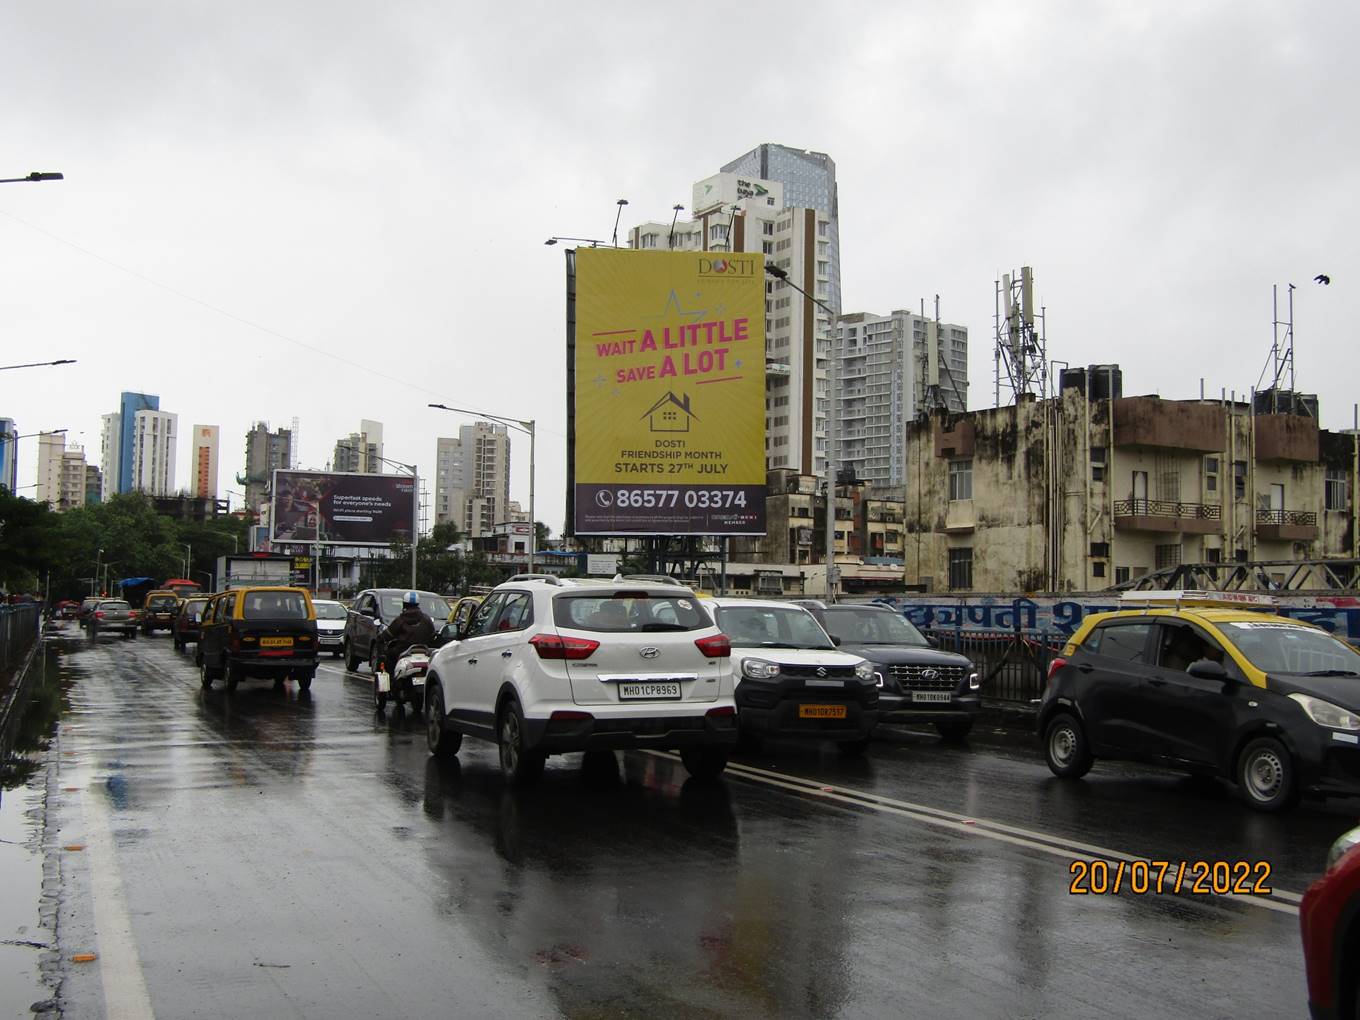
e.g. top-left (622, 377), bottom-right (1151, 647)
top-left (424, 577), bottom-right (737, 785)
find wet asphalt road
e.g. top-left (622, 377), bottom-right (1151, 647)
top-left (33, 624), bottom-right (1360, 1019)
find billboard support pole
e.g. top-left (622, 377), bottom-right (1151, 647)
top-left (411, 467), bottom-right (419, 589)
top-left (528, 419), bottom-right (536, 576)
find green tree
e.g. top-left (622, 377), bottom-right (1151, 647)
top-left (0, 492), bottom-right (60, 592)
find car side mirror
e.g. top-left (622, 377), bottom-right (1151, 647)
top-left (1188, 660), bottom-right (1229, 681)
top-left (359, 606), bottom-right (376, 618)
top-left (926, 635), bottom-right (940, 649)
top-left (433, 624), bottom-right (455, 648)
top-left (830, 635), bottom-right (842, 647)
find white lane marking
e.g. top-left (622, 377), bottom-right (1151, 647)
top-left (80, 782), bottom-right (157, 1019)
top-left (647, 752), bottom-right (1301, 917)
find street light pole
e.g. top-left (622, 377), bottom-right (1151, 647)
top-left (333, 444), bottom-right (420, 590)
top-left (765, 264), bottom-right (840, 601)
top-left (427, 404), bottom-right (537, 575)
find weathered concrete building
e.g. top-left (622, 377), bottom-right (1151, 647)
top-left (903, 368), bottom-right (1358, 592)
top-left (730, 468), bottom-right (906, 570)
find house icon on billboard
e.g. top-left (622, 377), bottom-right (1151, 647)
top-left (642, 391), bottom-right (697, 434)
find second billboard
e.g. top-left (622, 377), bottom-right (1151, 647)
top-left (573, 249), bottom-right (767, 535)
top-left (270, 470), bottom-right (415, 546)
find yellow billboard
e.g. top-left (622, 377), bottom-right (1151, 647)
top-left (573, 249), bottom-right (766, 534)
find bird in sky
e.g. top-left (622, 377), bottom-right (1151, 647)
top-left (1315, 274), bottom-right (1331, 285)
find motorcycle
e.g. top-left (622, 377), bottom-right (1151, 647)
top-left (374, 644), bottom-right (430, 714)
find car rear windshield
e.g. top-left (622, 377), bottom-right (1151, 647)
top-left (379, 594), bottom-right (451, 620)
top-left (821, 607), bottom-right (928, 646)
top-left (99, 601), bottom-right (130, 611)
top-left (1220, 622), bottom-right (1360, 675)
top-left (715, 605), bottom-right (836, 650)
top-left (147, 596), bottom-right (178, 609)
top-left (241, 592), bottom-right (310, 620)
top-left (554, 593), bottom-right (712, 633)
top-left (313, 602), bottom-right (348, 620)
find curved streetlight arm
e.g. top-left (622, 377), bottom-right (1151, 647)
top-left (545, 236), bottom-right (612, 248)
top-left (0, 360), bottom-right (76, 372)
top-left (0, 171), bottom-right (63, 184)
top-left (0, 428), bottom-right (67, 444)
top-left (328, 445), bottom-right (420, 588)
top-left (765, 264), bottom-right (837, 318)
top-left (427, 403), bottom-right (537, 575)
top-left (332, 443), bottom-right (416, 475)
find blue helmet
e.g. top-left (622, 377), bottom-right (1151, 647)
top-left (403, 591), bottom-right (420, 606)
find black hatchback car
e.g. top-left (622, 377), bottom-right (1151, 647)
top-left (1039, 593), bottom-right (1360, 812)
top-left (798, 602), bottom-right (980, 739)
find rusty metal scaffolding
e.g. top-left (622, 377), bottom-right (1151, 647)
top-left (1109, 558), bottom-right (1360, 593)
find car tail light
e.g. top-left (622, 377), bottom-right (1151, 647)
top-left (705, 705), bottom-right (736, 718)
top-left (1046, 657), bottom-right (1067, 682)
top-left (694, 633), bottom-right (731, 658)
top-left (530, 634), bottom-right (600, 660)
top-left (94, 611), bottom-right (105, 620)
top-left (549, 710), bottom-right (593, 721)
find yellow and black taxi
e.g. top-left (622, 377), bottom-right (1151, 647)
top-left (443, 594), bottom-right (484, 642)
top-left (1038, 591), bottom-right (1360, 811)
top-left (196, 587), bottom-right (318, 692)
top-left (141, 589), bottom-right (182, 634)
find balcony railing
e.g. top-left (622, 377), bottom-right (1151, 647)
top-left (1255, 508), bottom-right (1317, 526)
top-left (1114, 499), bottom-right (1221, 520)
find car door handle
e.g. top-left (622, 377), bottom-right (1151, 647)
top-left (467, 658), bottom-right (477, 665)
top-left (1077, 663), bottom-right (1094, 673)
top-left (501, 650), bottom-right (513, 658)
top-left (1148, 678), bottom-right (1167, 687)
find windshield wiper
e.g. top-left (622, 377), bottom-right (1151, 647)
top-left (639, 623), bottom-right (688, 632)
top-left (1296, 669), bottom-right (1360, 677)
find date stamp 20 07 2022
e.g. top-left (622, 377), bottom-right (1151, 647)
top-left (1069, 859), bottom-right (1273, 896)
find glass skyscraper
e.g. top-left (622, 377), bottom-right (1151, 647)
top-left (722, 143), bottom-right (841, 319)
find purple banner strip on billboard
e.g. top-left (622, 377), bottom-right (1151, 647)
top-left (574, 483), bottom-right (766, 535)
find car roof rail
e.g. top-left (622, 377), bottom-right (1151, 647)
top-left (506, 573), bottom-right (562, 585)
top-left (611, 573), bottom-right (685, 586)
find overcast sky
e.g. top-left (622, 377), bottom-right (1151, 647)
top-left (3, 1), bottom-right (1355, 531)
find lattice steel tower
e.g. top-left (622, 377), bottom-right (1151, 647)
top-left (993, 266), bottom-right (1048, 405)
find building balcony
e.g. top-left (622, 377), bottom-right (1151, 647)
top-left (944, 499), bottom-right (975, 533)
top-left (1113, 499), bottom-right (1221, 535)
top-left (1254, 414), bottom-right (1319, 462)
top-left (1255, 508), bottom-right (1319, 542)
top-left (1112, 396), bottom-right (1224, 452)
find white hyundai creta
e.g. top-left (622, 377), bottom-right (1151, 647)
top-left (424, 577), bottom-right (738, 785)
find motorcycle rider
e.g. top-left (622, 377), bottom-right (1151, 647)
top-left (379, 591), bottom-right (437, 671)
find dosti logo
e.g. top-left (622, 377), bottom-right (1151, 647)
top-left (698, 256), bottom-right (757, 278)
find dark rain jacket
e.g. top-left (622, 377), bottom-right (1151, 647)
top-left (381, 606), bottom-right (437, 667)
